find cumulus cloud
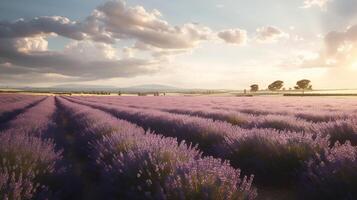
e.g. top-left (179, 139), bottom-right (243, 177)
top-left (323, 24), bottom-right (357, 66)
top-left (14, 36), bottom-right (48, 53)
top-left (256, 26), bottom-right (289, 43)
top-left (282, 24), bottom-right (357, 68)
top-left (303, 0), bottom-right (357, 17)
top-left (131, 41), bottom-right (191, 59)
top-left (0, 0), bottom-right (212, 83)
top-left (0, 16), bottom-right (117, 44)
top-left (0, 61), bottom-right (70, 85)
top-left (303, 0), bottom-right (330, 9)
top-left (64, 40), bottom-right (118, 60)
top-left (218, 29), bottom-right (247, 45)
top-left (92, 0), bottom-right (212, 49)
top-left (0, 0), bottom-right (253, 85)
top-left (0, 1), bottom-right (214, 50)
top-left (0, 37), bottom-right (161, 80)
top-left (0, 16), bottom-right (85, 39)
top-left (303, 0), bottom-right (357, 21)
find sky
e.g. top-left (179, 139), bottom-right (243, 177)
top-left (0, 0), bottom-right (357, 89)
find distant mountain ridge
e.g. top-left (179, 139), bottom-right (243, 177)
top-left (51, 84), bottom-right (115, 89)
top-left (1, 84), bottom-right (230, 93)
top-left (123, 84), bottom-right (179, 90)
top-left (49, 84), bottom-right (182, 92)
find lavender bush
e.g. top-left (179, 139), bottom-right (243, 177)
top-left (0, 96), bottom-right (45, 125)
top-left (310, 118), bottom-right (357, 146)
top-left (1, 94), bottom-right (357, 199)
top-left (65, 97), bottom-right (329, 186)
top-left (57, 97), bottom-right (257, 199)
top-left (218, 128), bottom-right (329, 186)
top-left (300, 142), bottom-right (357, 199)
top-left (0, 97), bottom-right (63, 199)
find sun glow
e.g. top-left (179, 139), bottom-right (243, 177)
top-left (351, 61), bottom-right (357, 70)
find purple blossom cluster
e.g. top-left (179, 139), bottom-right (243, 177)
top-left (1, 94), bottom-right (357, 199)
top-left (65, 96), bottom-right (247, 152)
top-left (0, 94), bottom-right (34, 104)
top-left (66, 95), bottom-right (357, 197)
top-left (0, 95), bottom-right (45, 125)
top-left (57, 97), bottom-right (257, 199)
top-left (0, 132), bottom-right (61, 199)
top-left (0, 97), bottom-right (63, 199)
top-left (3, 97), bottom-right (57, 137)
top-left (301, 142), bottom-right (357, 199)
top-left (310, 118), bottom-right (357, 146)
top-left (161, 108), bottom-right (314, 132)
top-left (72, 96), bottom-right (357, 134)
top-left (77, 96), bottom-right (357, 122)
top-left (64, 97), bottom-right (330, 186)
top-left (219, 128), bottom-right (329, 186)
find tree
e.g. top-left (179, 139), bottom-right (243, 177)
top-left (250, 84), bottom-right (259, 92)
top-left (268, 80), bottom-right (284, 91)
top-left (295, 79), bottom-right (312, 93)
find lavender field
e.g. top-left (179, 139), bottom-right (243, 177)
top-left (1, 94), bottom-right (357, 200)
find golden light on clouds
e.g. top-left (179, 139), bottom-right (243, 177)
top-left (0, 0), bottom-right (357, 89)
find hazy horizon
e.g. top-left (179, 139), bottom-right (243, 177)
top-left (3, 83), bottom-right (357, 92)
top-left (1, 0), bottom-right (357, 89)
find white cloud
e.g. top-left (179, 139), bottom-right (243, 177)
top-left (256, 26), bottom-right (289, 43)
top-left (0, 36), bottom-right (162, 80)
top-left (0, 16), bottom-right (85, 39)
top-left (0, 16), bottom-right (116, 44)
top-left (93, 0), bottom-right (212, 49)
top-left (0, 0), bottom-right (213, 82)
top-left (282, 24), bottom-right (357, 69)
top-left (64, 40), bottom-right (118, 60)
top-left (218, 29), bottom-right (247, 45)
top-left (324, 25), bottom-right (357, 55)
top-left (302, 0), bottom-right (330, 9)
top-left (15, 36), bottom-right (48, 53)
top-left (0, 0), bottom-right (270, 85)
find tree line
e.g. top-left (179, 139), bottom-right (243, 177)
top-left (250, 79), bottom-right (312, 93)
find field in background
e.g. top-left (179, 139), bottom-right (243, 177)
top-left (2, 88), bottom-right (357, 97)
top-left (1, 94), bottom-right (357, 199)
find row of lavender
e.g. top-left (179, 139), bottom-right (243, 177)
top-left (0, 97), bottom-right (63, 199)
top-left (0, 94), bottom-right (34, 104)
top-left (56, 97), bottom-right (257, 199)
top-left (67, 96), bottom-right (357, 199)
top-left (0, 95), bottom-right (45, 125)
top-left (1, 94), bottom-right (356, 199)
top-left (65, 97), bottom-right (326, 185)
top-left (75, 96), bottom-right (357, 146)
top-left (0, 95), bottom-right (257, 199)
top-left (87, 96), bottom-right (357, 122)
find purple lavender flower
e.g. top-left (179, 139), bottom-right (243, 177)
top-left (300, 141), bottom-right (357, 199)
top-left (57, 97), bottom-right (257, 199)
